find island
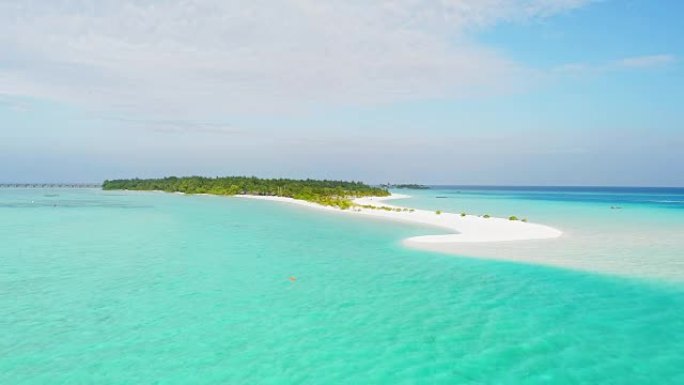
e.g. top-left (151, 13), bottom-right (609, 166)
top-left (381, 183), bottom-right (430, 189)
top-left (103, 176), bottom-right (562, 246)
top-left (103, 176), bottom-right (389, 209)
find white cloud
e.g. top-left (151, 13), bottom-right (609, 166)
top-left (0, 0), bottom-right (591, 116)
top-left (553, 54), bottom-right (676, 75)
top-left (618, 54), bottom-right (676, 68)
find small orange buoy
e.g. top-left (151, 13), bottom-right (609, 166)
top-left (288, 276), bottom-right (297, 282)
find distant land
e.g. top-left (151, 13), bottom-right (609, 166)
top-left (102, 175), bottom-right (561, 245)
top-left (103, 176), bottom-right (389, 209)
top-left (382, 184), bottom-right (430, 189)
top-left (0, 183), bottom-right (100, 188)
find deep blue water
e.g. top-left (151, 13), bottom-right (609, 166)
top-left (428, 186), bottom-right (684, 209)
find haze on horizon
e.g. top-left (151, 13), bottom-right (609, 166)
top-left (1, 0), bottom-right (683, 187)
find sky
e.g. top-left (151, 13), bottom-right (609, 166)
top-left (1, 0), bottom-right (683, 186)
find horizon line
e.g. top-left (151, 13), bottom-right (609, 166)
top-left (2, 181), bottom-right (684, 189)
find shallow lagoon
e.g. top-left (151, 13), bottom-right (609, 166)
top-left (1, 188), bottom-right (683, 384)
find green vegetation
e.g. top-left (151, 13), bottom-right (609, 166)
top-left (521, 218), bottom-right (528, 222)
top-left (483, 214), bottom-right (491, 218)
top-left (102, 176), bottom-right (389, 209)
top-left (435, 210), bottom-right (442, 215)
top-left (460, 212), bottom-right (466, 217)
top-left (386, 184), bottom-right (430, 189)
top-left (509, 216), bottom-right (519, 221)
top-left (357, 204), bottom-right (413, 212)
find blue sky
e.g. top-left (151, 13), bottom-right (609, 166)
top-left (1, 0), bottom-right (683, 186)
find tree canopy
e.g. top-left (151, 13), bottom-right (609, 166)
top-left (102, 176), bottom-right (389, 209)
top-left (389, 184), bottom-right (430, 189)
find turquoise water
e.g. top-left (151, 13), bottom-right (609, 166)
top-left (400, 186), bottom-right (684, 281)
top-left (1, 188), bottom-right (683, 384)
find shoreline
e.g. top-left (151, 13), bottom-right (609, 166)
top-left (236, 193), bottom-right (563, 246)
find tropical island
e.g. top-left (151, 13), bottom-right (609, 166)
top-left (103, 176), bottom-right (389, 209)
top-left (382, 183), bottom-right (430, 189)
top-left (103, 176), bottom-right (562, 245)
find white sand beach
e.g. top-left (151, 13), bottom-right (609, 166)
top-left (237, 194), bottom-right (562, 246)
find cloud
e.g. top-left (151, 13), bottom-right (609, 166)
top-left (554, 54), bottom-right (676, 75)
top-left (0, 0), bottom-right (591, 116)
top-left (618, 54), bottom-right (676, 68)
top-left (102, 117), bottom-right (243, 136)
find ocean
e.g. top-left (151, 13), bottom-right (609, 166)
top-left (1, 186), bottom-right (683, 384)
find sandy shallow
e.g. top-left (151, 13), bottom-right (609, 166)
top-left (237, 194), bottom-right (562, 247)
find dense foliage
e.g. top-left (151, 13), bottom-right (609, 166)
top-left (102, 176), bottom-right (389, 208)
top-left (383, 184), bottom-right (430, 189)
